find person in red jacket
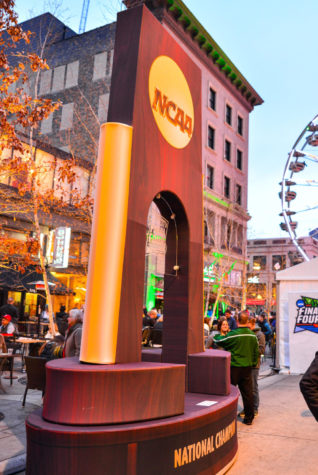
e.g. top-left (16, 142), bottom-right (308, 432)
top-left (0, 315), bottom-right (15, 337)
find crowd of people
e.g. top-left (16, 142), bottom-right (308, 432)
top-left (0, 301), bottom-right (84, 360)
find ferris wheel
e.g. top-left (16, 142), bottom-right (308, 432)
top-left (280, 114), bottom-right (318, 261)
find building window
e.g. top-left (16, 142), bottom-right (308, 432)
top-left (237, 115), bottom-right (243, 135)
top-left (253, 255), bottom-right (266, 271)
top-left (60, 103), bottom-right (74, 130)
top-left (206, 164), bottom-right (214, 189)
top-left (52, 65), bottom-right (66, 93)
top-left (221, 217), bottom-right (232, 249)
top-left (39, 69), bottom-right (52, 95)
top-left (272, 255), bottom-right (286, 271)
top-left (236, 184), bottom-right (242, 205)
top-left (204, 210), bottom-right (215, 245)
top-left (98, 93), bottom-right (110, 122)
top-left (225, 140), bottom-right (231, 161)
top-left (41, 112), bottom-right (53, 134)
top-left (204, 221), bottom-right (210, 243)
top-left (225, 104), bottom-right (232, 126)
top-left (93, 51), bottom-right (107, 81)
top-left (208, 125), bottom-right (215, 150)
top-left (237, 225), bottom-right (243, 250)
top-left (209, 87), bottom-right (216, 110)
top-left (106, 50), bottom-right (114, 76)
top-left (65, 61), bottom-right (79, 88)
top-left (224, 176), bottom-right (230, 198)
top-left (236, 149), bottom-right (242, 170)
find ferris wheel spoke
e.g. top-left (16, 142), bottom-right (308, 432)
top-left (293, 182), bottom-right (318, 187)
top-left (294, 149), bottom-right (318, 162)
top-left (293, 204), bottom-right (318, 214)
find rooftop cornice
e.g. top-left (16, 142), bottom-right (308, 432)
top-left (124, 0), bottom-right (263, 108)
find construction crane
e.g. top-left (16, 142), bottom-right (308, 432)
top-left (79, 0), bottom-right (90, 34)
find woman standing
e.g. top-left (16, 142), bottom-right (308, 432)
top-left (205, 317), bottom-right (229, 349)
top-left (64, 309), bottom-right (83, 357)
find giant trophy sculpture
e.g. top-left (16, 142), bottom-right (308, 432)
top-left (26, 5), bottom-right (239, 474)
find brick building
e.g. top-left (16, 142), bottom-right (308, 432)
top-left (246, 236), bottom-right (318, 313)
top-left (8, 0), bottom-right (262, 312)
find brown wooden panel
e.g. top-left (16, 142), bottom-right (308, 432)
top-left (141, 348), bottom-right (162, 362)
top-left (116, 220), bottom-right (146, 363)
top-left (188, 350), bottom-right (231, 396)
top-left (107, 6), bottom-right (143, 125)
top-left (110, 6), bottom-right (203, 367)
top-left (42, 358), bottom-right (185, 425)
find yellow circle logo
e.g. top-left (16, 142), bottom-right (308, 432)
top-left (148, 56), bottom-right (194, 149)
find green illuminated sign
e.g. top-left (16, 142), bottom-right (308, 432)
top-left (203, 190), bottom-right (230, 209)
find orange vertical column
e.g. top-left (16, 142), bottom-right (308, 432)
top-left (80, 122), bottom-right (133, 364)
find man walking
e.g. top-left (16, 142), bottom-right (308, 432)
top-left (214, 310), bottom-right (259, 425)
top-left (247, 316), bottom-right (265, 416)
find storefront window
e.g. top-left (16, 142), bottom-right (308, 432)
top-left (81, 241), bottom-right (89, 265)
top-left (8, 291), bottom-right (21, 305)
top-left (272, 255), bottom-right (286, 271)
top-left (253, 255), bottom-right (266, 271)
top-left (69, 241), bottom-right (80, 264)
top-left (24, 293), bottom-right (39, 318)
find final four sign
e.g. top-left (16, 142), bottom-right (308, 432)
top-left (294, 296), bottom-right (318, 334)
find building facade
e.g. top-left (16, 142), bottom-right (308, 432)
top-left (4, 0), bottom-right (262, 315)
top-left (0, 137), bottom-right (91, 317)
top-left (246, 236), bottom-right (318, 313)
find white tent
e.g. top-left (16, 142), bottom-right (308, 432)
top-left (276, 258), bottom-right (318, 374)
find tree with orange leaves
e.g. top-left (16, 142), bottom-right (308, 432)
top-left (0, 0), bottom-right (63, 336)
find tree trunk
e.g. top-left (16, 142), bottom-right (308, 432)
top-left (33, 209), bottom-right (56, 337)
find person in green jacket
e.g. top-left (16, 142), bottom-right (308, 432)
top-left (214, 310), bottom-right (259, 425)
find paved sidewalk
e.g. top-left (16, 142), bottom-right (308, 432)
top-left (0, 359), bottom-right (316, 474)
top-left (230, 371), bottom-right (317, 474)
top-left (0, 368), bottom-right (42, 475)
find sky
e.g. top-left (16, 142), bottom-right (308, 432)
top-left (14, 0), bottom-right (318, 239)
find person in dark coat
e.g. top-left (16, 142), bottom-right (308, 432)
top-left (257, 313), bottom-right (272, 342)
top-left (225, 309), bottom-right (237, 330)
top-left (299, 352), bottom-right (318, 421)
top-left (142, 309), bottom-right (158, 328)
top-left (64, 309), bottom-right (83, 357)
top-left (247, 317), bottom-right (265, 416)
top-left (55, 305), bottom-right (68, 336)
top-left (151, 315), bottom-right (163, 345)
top-left (38, 334), bottom-right (64, 360)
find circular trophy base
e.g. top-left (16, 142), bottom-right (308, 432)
top-left (27, 388), bottom-right (239, 475)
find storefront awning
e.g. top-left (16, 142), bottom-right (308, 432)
top-left (0, 266), bottom-right (73, 295)
top-left (246, 298), bottom-right (265, 306)
top-left (246, 298), bottom-right (276, 306)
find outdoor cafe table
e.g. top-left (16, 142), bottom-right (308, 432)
top-left (19, 320), bottom-right (49, 337)
top-left (15, 337), bottom-right (46, 371)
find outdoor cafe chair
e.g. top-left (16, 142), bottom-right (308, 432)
top-left (22, 356), bottom-right (47, 407)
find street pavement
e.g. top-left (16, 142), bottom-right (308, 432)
top-left (0, 356), bottom-right (317, 475)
